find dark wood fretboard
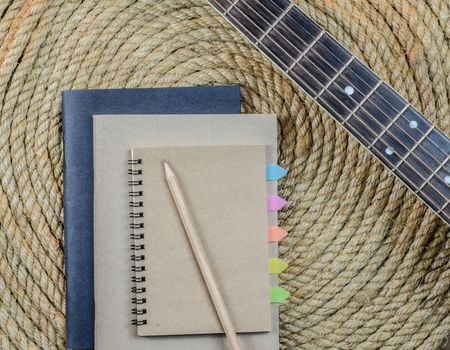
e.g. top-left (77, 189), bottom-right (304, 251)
top-left (208, 0), bottom-right (450, 226)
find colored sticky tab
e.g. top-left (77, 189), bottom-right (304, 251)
top-left (266, 164), bottom-right (287, 181)
top-left (268, 226), bottom-right (288, 242)
top-left (270, 287), bottom-right (290, 303)
top-left (267, 195), bottom-right (287, 211)
top-left (269, 258), bottom-right (288, 274)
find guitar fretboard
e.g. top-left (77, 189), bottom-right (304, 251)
top-left (209, 0), bottom-right (450, 226)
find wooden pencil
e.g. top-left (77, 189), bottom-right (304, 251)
top-left (163, 161), bottom-right (241, 350)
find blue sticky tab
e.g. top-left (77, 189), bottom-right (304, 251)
top-left (266, 164), bottom-right (287, 181)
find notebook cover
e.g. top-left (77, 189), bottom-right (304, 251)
top-left (131, 146), bottom-right (271, 335)
top-left (93, 114), bottom-right (279, 350)
top-left (62, 86), bottom-right (241, 349)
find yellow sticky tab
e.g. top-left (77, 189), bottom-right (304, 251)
top-left (268, 258), bottom-right (288, 274)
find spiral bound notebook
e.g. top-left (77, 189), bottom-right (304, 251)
top-left (93, 114), bottom-right (280, 349)
top-left (128, 145), bottom-right (271, 335)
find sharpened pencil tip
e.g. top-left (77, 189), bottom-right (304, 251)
top-left (162, 160), bottom-right (173, 177)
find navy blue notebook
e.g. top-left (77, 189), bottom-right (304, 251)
top-left (62, 86), bottom-right (241, 349)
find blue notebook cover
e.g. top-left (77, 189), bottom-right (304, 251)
top-left (62, 86), bottom-right (241, 349)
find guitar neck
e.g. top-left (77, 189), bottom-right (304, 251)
top-left (208, 0), bottom-right (450, 226)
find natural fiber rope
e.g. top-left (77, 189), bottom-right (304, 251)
top-left (0, 0), bottom-right (448, 349)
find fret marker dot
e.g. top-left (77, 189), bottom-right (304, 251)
top-left (344, 86), bottom-right (354, 96)
top-left (445, 176), bottom-right (450, 184)
top-left (385, 147), bottom-right (394, 155)
top-left (409, 120), bottom-right (418, 129)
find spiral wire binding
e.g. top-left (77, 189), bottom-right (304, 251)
top-left (128, 157), bottom-right (147, 326)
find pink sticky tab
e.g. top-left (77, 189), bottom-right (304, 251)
top-left (268, 226), bottom-right (288, 242)
top-left (267, 195), bottom-right (287, 212)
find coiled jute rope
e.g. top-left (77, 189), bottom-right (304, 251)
top-left (0, 0), bottom-right (448, 349)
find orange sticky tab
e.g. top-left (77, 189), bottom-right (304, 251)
top-left (268, 226), bottom-right (288, 242)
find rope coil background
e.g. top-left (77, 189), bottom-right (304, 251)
top-left (0, 0), bottom-right (448, 349)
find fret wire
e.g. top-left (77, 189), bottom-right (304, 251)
top-left (227, 2), bottom-right (450, 186)
top-left (335, 78), bottom-right (449, 195)
top-left (212, 0), bottom-right (450, 202)
top-left (256, 0), bottom-right (450, 161)
top-left (277, 5), bottom-right (410, 111)
top-left (210, 0), bottom-right (450, 221)
top-left (316, 56), bottom-right (355, 98)
top-left (343, 81), bottom-right (383, 126)
top-left (338, 115), bottom-right (449, 212)
top-left (368, 103), bottom-right (410, 148)
top-left (218, 0), bottom-right (450, 194)
top-left (245, 1), bottom-right (450, 178)
top-left (217, 0), bottom-right (331, 95)
top-left (268, 5), bottom-right (411, 118)
top-left (307, 78), bottom-right (449, 206)
top-left (255, 3), bottom-right (295, 46)
top-left (437, 201), bottom-right (449, 214)
top-left (223, 0), bottom-right (240, 16)
top-left (219, 0), bottom-right (448, 175)
top-left (308, 93), bottom-right (450, 208)
top-left (215, 1), bottom-right (338, 105)
top-left (393, 126), bottom-right (435, 173)
top-left (285, 31), bottom-right (325, 73)
top-left (417, 153), bottom-right (450, 192)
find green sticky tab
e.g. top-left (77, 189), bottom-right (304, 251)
top-left (269, 258), bottom-right (288, 274)
top-left (270, 287), bottom-right (290, 303)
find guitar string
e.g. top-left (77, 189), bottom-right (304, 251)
top-left (241, 0), bottom-right (449, 161)
top-left (210, 0), bottom-right (450, 211)
top-left (211, 0), bottom-right (450, 201)
top-left (269, 3), bottom-right (439, 135)
top-left (222, 0), bottom-right (449, 172)
top-left (255, 1), bottom-right (450, 178)
top-left (213, 0), bottom-right (450, 202)
top-left (212, 1), bottom-right (450, 214)
top-left (254, 1), bottom-right (450, 215)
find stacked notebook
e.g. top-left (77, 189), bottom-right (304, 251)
top-left (63, 86), bottom-right (289, 350)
